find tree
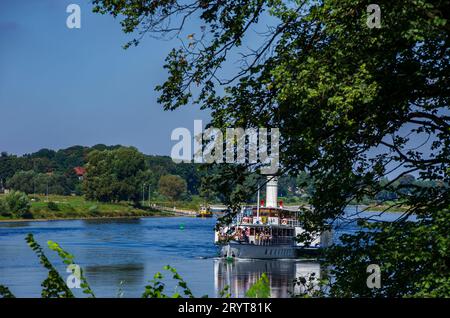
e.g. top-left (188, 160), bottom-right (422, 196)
top-left (199, 176), bottom-right (217, 204)
top-left (396, 174), bottom-right (417, 196)
top-left (171, 163), bottom-right (202, 195)
top-left (84, 147), bottom-right (149, 203)
top-left (6, 170), bottom-right (36, 194)
top-left (277, 175), bottom-right (297, 198)
top-left (53, 146), bottom-right (86, 170)
top-left (0, 152), bottom-right (22, 182)
top-left (145, 155), bottom-right (203, 195)
top-left (325, 208), bottom-right (450, 297)
top-left (158, 175), bottom-right (187, 202)
top-left (93, 0), bottom-right (449, 296)
top-left (1, 145), bottom-right (202, 198)
top-left (7, 171), bottom-right (73, 195)
top-left (0, 198), bottom-right (10, 217)
top-left (4, 191), bottom-right (31, 218)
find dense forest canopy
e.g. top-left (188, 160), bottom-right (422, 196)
top-left (1, 144), bottom-right (429, 204)
top-left (0, 145), bottom-right (204, 199)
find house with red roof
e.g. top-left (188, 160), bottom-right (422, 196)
top-left (74, 167), bottom-right (86, 181)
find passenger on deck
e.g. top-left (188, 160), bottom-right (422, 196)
top-left (243, 227), bottom-right (249, 243)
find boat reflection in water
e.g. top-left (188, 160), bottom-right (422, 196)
top-left (213, 258), bottom-right (321, 298)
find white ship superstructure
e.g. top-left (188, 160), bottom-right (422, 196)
top-left (215, 176), bottom-right (332, 259)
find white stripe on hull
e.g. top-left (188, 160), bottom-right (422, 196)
top-left (221, 242), bottom-right (297, 259)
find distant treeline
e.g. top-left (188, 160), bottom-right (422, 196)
top-left (0, 145), bottom-right (443, 204)
top-left (0, 145), bottom-right (203, 200)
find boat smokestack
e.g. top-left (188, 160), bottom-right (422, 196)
top-left (265, 176), bottom-right (278, 208)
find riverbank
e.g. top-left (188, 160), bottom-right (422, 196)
top-left (0, 194), bottom-right (408, 222)
top-left (356, 204), bottom-right (408, 213)
top-left (0, 214), bottom-right (180, 223)
top-left (283, 203), bottom-right (407, 213)
top-left (0, 194), bottom-right (180, 222)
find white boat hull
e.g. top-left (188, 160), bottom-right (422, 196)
top-left (221, 242), bottom-right (298, 259)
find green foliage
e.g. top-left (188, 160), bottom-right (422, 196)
top-left (91, 0), bottom-right (449, 296)
top-left (1, 235), bottom-right (274, 299)
top-left (158, 175), bottom-right (187, 202)
top-left (245, 273), bottom-right (271, 298)
top-left (47, 240), bottom-right (95, 297)
top-left (142, 265), bottom-right (195, 298)
top-left (218, 285), bottom-right (231, 298)
top-left (0, 285), bottom-right (15, 298)
top-left (6, 170), bottom-right (35, 194)
top-left (2, 235), bottom-right (198, 299)
top-left (0, 235), bottom-right (96, 298)
top-left (88, 204), bottom-right (99, 214)
top-left (164, 265), bottom-right (195, 298)
top-left (47, 201), bottom-right (59, 211)
top-left (1, 145), bottom-right (205, 199)
top-left (25, 234), bottom-right (74, 298)
top-left (84, 147), bottom-right (149, 203)
top-left (325, 208), bottom-right (450, 297)
top-left (2, 194), bottom-right (169, 220)
top-left (4, 191), bottom-right (31, 218)
top-left (0, 198), bottom-right (11, 217)
top-left (0, 151), bottom-right (21, 181)
top-left (142, 271), bottom-right (169, 298)
top-left (6, 170), bottom-right (76, 196)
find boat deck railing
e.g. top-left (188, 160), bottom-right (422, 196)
top-left (226, 236), bottom-right (295, 246)
top-left (236, 216), bottom-right (301, 227)
top-left (251, 237), bottom-right (294, 246)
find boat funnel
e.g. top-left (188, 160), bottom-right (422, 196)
top-left (265, 176), bottom-right (278, 208)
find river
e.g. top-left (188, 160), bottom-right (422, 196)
top-left (0, 208), bottom-right (410, 298)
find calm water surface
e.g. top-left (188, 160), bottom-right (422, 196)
top-left (0, 209), bottom-right (411, 298)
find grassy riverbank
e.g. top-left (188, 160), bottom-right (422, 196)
top-left (0, 193), bottom-right (408, 222)
top-left (0, 194), bottom-right (179, 221)
top-left (359, 204), bottom-right (409, 213)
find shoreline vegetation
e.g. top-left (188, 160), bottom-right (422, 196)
top-left (0, 194), bottom-right (407, 222)
top-left (0, 144), bottom-right (414, 223)
top-left (355, 204), bottom-right (408, 213)
top-left (0, 194), bottom-right (187, 222)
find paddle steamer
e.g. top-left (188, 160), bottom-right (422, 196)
top-left (215, 176), bottom-right (332, 259)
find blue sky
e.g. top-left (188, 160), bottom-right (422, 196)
top-left (0, 1), bottom-right (437, 179)
top-left (0, 0), bottom-right (210, 156)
